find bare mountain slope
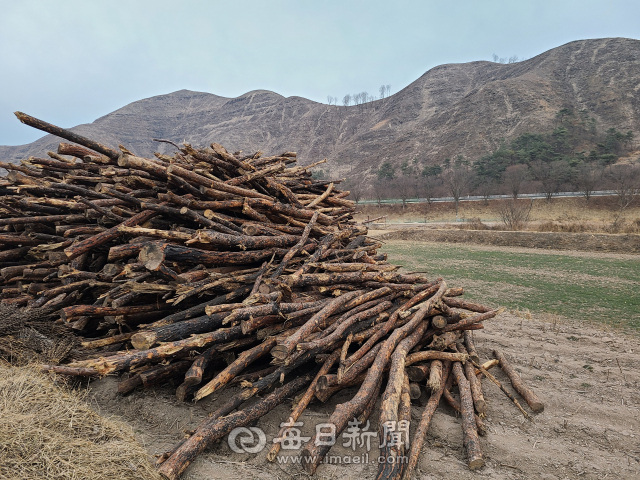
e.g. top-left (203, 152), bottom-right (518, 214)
top-left (2, 37), bottom-right (639, 180)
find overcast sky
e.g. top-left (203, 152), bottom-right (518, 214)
top-left (1, 0), bottom-right (638, 145)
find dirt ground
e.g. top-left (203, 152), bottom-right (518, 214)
top-left (370, 228), bottom-right (640, 254)
top-left (87, 312), bottom-right (640, 480)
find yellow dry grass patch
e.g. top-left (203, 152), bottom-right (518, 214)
top-left (0, 365), bottom-right (161, 480)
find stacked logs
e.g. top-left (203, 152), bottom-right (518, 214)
top-left (0, 112), bottom-right (544, 480)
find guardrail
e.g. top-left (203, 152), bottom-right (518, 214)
top-left (358, 190), bottom-right (617, 205)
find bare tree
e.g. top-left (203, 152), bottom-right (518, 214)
top-left (391, 175), bottom-right (414, 209)
top-left (497, 199), bottom-right (532, 230)
top-left (360, 91), bottom-right (369, 110)
top-left (345, 177), bottom-right (366, 205)
top-left (606, 164), bottom-right (640, 211)
top-left (502, 164), bottom-right (529, 199)
top-left (575, 163), bottom-right (602, 202)
top-left (385, 85), bottom-right (391, 97)
top-left (492, 53), bottom-right (499, 62)
top-left (421, 174), bottom-right (438, 205)
top-left (475, 177), bottom-right (496, 205)
top-left (508, 55), bottom-right (519, 63)
top-left (443, 164), bottom-right (473, 217)
top-left (379, 85), bottom-right (386, 100)
top-left (531, 160), bottom-right (571, 201)
top-left (410, 175), bottom-right (421, 200)
top-left (342, 94), bottom-right (351, 108)
top-left (373, 178), bottom-right (390, 207)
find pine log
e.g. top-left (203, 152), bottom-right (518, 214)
top-left (15, 112), bottom-right (120, 160)
top-left (443, 297), bottom-right (492, 313)
top-left (402, 361), bottom-right (452, 480)
top-left (493, 349), bottom-right (544, 413)
top-left (459, 345), bottom-right (487, 415)
top-left (377, 320), bottom-right (429, 479)
top-left (140, 360), bottom-right (192, 388)
top-left (66, 326), bottom-right (245, 375)
top-left (267, 349), bottom-right (341, 462)
top-left (174, 346), bottom-right (220, 402)
top-left (452, 362), bottom-right (484, 470)
top-left (193, 337), bottom-right (278, 401)
top-left (300, 282), bottom-right (446, 473)
top-left (463, 330), bottom-right (480, 364)
top-left (139, 243), bottom-right (273, 270)
top-left (190, 230), bottom-right (299, 249)
top-left (64, 209), bottom-right (158, 260)
top-left (405, 351), bottom-right (468, 365)
top-left (158, 373), bottom-right (313, 480)
top-left (271, 290), bottom-right (363, 360)
top-left (406, 363), bottom-right (430, 383)
top-left (377, 373), bottom-right (411, 480)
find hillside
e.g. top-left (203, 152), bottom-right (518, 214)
top-left (1, 37), bottom-right (639, 181)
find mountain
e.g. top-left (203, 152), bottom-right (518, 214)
top-left (2, 37), bottom-right (639, 181)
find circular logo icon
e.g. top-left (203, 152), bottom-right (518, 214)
top-left (228, 427), bottom-right (267, 454)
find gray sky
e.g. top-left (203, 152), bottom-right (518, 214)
top-left (1, 0), bottom-right (638, 145)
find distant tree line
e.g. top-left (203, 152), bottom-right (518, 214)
top-left (326, 85), bottom-right (391, 110)
top-left (348, 107), bottom-right (640, 212)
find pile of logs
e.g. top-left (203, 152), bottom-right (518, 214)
top-left (0, 112), bottom-right (544, 480)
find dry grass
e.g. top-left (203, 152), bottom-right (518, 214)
top-left (0, 305), bottom-right (79, 366)
top-left (0, 365), bottom-right (162, 480)
top-left (357, 196), bottom-right (640, 233)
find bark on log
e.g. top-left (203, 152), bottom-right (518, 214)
top-left (443, 297), bottom-right (492, 313)
top-left (67, 326), bottom-right (245, 375)
top-left (270, 211), bottom-right (318, 278)
top-left (452, 362), bottom-right (485, 470)
top-left (64, 209), bottom-right (158, 260)
top-left (267, 350), bottom-right (340, 462)
top-left (299, 282), bottom-right (446, 474)
top-left (459, 345), bottom-right (487, 415)
top-left (405, 351), bottom-right (468, 366)
top-left (190, 230), bottom-right (299, 249)
top-left (377, 320), bottom-right (429, 479)
top-left (406, 363), bottom-right (430, 383)
top-left (403, 361), bottom-right (452, 480)
top-left (39, 365), bottom-right (100, 376)
top-left (157, 374), bottom-right (312, 480)
top-left (175, 346), bottom-right (220, 402)
top-left (463, 330), bottom-right (480, 364)
top-left (140, 360), bottom-right (192, 389)
top-left (271, 290), bottom-right (363, 360)
top-left (493, 349), bottom-right (544, 413)
top-left (194, 337), bottom-right (278, 401)
top-left (139, 243), bottom-right (273, 270)
top-left (15, 112), bottom-right (120, 160)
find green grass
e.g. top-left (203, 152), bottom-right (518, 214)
top-left (382, 241), bottom-right (640, 330)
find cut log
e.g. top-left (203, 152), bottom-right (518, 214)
top-left (452, 362), bottom-right (485, 470)
top-left (403, 360), bottom-right (452, 480)
top-left (157, 374), bottom-right (312, 480)
top-left (493, 349), bottom-right (544, 413)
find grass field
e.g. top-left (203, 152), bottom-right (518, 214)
top-left (382, 241), bottom-right (640, 331)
